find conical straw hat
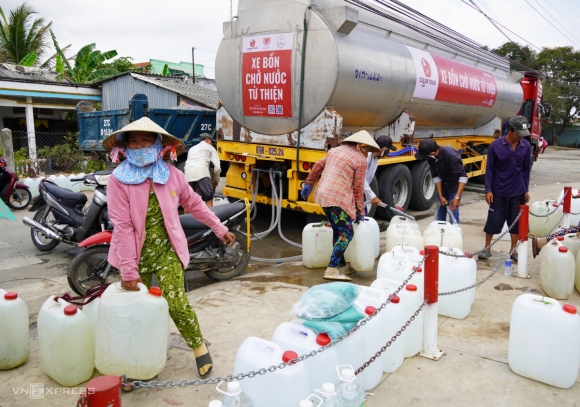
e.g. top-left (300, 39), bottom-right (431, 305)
top-left (102, 117), bottom-right (185, 159)
top-left (342, 130), bottom-right (381, 152)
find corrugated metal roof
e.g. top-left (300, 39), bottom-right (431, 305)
top-left (0, 63), bottom-right (76, 85)
top-left (130, 73), bottom-right (219, 109)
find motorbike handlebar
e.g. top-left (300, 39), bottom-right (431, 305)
top-left (70, 177), bottom-right (84, 182)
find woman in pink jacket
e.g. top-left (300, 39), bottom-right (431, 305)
top-left (104, 117), bottom-right (235, 377)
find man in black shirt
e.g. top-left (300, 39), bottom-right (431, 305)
top-left (415, 139), bottom-right (467, 223)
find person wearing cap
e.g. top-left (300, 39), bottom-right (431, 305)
top-left (184, 133), bottom-right (221, 208)
top-left (364, 135), bottom-right (397, 207)
top-left (478, 116), bottom-right (531, 262)
top-left (301, 130), bottom-right (381, 281)
top-left (414, 139), bottom-right (467, 223)
top-left (103, 117), bottom-right (236, 377)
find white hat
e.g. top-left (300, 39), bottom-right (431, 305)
top-left (342, 130), bottom-right (381, 152)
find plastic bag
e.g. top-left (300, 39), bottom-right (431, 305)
top-left (302, 305), bottom-right (366, 341)
top-left (290, 282), bottom-right (360, 320)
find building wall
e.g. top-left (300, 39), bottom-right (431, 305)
top-left (542, 127), bottom-right (580, 147)
top-left (149, 59), bottom-right (205, 78)
top-left (102, 75), bottom-right (179, 110)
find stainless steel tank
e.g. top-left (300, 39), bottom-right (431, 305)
top-left (216, 0), bottom-right (523, 135)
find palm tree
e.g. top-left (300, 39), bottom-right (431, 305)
top-left (0, 2), bottom-right (51, 65)
top-left (51, 30), bottom-right (120, 83)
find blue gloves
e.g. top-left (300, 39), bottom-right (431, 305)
top-left (301, 184), bottom-right (313, 200)
top-left (356, 214), bottom-right (365, 223)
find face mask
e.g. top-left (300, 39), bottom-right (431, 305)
top-left (125, 139), bottom-right (163, 167)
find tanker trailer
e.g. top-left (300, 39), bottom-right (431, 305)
top-left (215, 0), bottom-right (545, 217)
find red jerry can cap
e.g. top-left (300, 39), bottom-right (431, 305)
top-left (415, 267), bottom-right (423, 273)
top-left (558, 246), bottom-right (568, 253)
top-left (149, 287), bottom-right (163, 297)
top-left (406, 284), bottom-right (417, 292)
top-left (420, 250), bottom-right (425, 255)
top-left (365, 306), bottom-right (377, 316)
top-left (316, 333), bottom-right (331, 346)
top-left (64, 305), bottom-right (78, 316)
top-left (556, 236), bottom-right (564, 241)
top-left (563, 304), bottom-right (577, 314)
top-left (4, 292), bottom-right (17, 300)
top-left (282, 350), bottom-right (298, 363)
top-left (390, 295), bottom-right (401, 304)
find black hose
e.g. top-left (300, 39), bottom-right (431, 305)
top-left (295, 8), bottom-right (309, 181)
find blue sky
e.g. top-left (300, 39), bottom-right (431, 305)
top-left (1, 0), bottom-right (578, 78)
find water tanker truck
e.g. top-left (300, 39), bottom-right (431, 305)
top-left (215, 0), bottom-right (548, 217)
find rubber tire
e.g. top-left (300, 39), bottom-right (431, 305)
top-left (67, 245), bottom-right (119, 296)
top-left (365, 177), bottom-right (379, 218)
top-left (31, 205), bottom-right (60, 251)
top-left (376, 164), bottom-right (412, 219)
top-left (409, 161), bottom-right (436, 211)
top-left (7, 186), bottom-right (31, 210)
top-left (204, 230), bottom-right (251, 281)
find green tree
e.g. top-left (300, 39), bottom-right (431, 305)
top-left (491, 42), bottom-right (538, 71)
top-left (99, 56), bottom-right (136, 73)
top-left (535, 46), bottom-right (580, 146)
top-left (0, 2), bottom-right (51, 65)
top-left (51, 30), bottom-right (119, 83)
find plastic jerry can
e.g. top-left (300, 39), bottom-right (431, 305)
top-left (299, 395), bottom-right (323, 407)
top-left (335, 366), bottom-right (366, 407)
top-left (344, 222), bottom-right (375, 272)
top-left (576, 249), bottom-right (580, 294)
top-left (364, 217), bottom-right (381, 258)
top-left (376, 251), bottom-right (420, 296)
top-left (0, 290), bottom-right (29, 370)
top-left (557, 188), bottom-right (580, 227)
top-left (95, 283), bottom-right (169, 380)
top-left (438, 247), bottom-right (477, 319)
top-left (377, 295), bottom-right (405, 373)
top-left (82, 296), bottom-right (100, 344)
top-left (234, 337), bottom-right (310, 407)
top-left (387, 216), bottom-right (420, 231)
top-left (353, 286), bottom-right (387, 390)
top-left (369, 279), bottom-right (423, 358)
top-left (558, 234), bottom-right (580, 258)
top-left (385, 228), bottom-right (424, 252)
top-left (330, 321), bottom-right (366, 388)
top-left (38, 296), bottom-right (94, 386)
top-left (302, 222), bottom-right (334, 269)
top-left (425, 220), bottom-right (463, 235)
top-left (423, 224), bottom-right (463, 250)
top-left (315, 383), bottom-right (342, 407)
top-left (271, 321), bottom-right (341, 390)
top-left (391, 246), bottom-right (424, 266)
top-left (508, 294), bottom-right (580, 388)
top-left (539, 241), bottom-right (575, 300)
top-left (529, 200), bottom-right (563, 237)
top-left (216, 380), bottom-right (254, 406)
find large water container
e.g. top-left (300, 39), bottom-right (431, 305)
top-left (539, 241), bottom-right (575, 300)
top-left (438, 248), bottom-right (477, 318)
top-left (508, 294), bottom-right (580, 388)
top-left (344, 222), bottom-right (375, 272)
top-left (369, 279), bottom-right (423, 358)
top-left (82, 296), bottom-right (100, 344)
top-left (385, 228), bottom-right (424, 252)
top-left (378, 295), bottom-right (406, 373)
top-left (21, 177), bottom-right (39, 198)
top-left (423, 222), bottom-right (463, 250)
top-left (576, 249), bottom-right (580, 294)
top-left (234, 337), bottom-right (310, 407)
top-left (95, 283), bottom-right (169, 380)
top-left (68, 174), bottom-right (83, 193)
top-left (365, 217), bottom-right (381, 258)
top-left (271, 321), bottom-right (340, 390)
top-left (529, 200), bottom-right (564, 237)
top-left (330, 323), bottom-right (366, 388)
top-left (558, 234), bottom-right (580, 258)
top-left (0, 290), bottom-right (29, 370)
top-left (426, 220), bottom-right (462, 235)
top-left (55, 174), bottom-right (72, 190)
top-left (557, 188), bottom-right (580, 227)
top-left (302, 222), bottom-right (333, 269)
top-left (376, 251), bottom-right (423, 297)
top-left (353, 287), bottom-right (387, 390)
top-left (38, 296), bottom-right (94, 386)
top-left (387, 216), bottom-right (420, 231)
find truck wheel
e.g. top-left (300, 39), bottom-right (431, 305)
top-left (409, 161), bottom-right (436, 211)
top-left (376, 164), bottom-right (412, 219)
top-left (365, 177), bottom-right (379, 218)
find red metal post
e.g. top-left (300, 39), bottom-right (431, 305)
top-left (518, 204), bottom-right (529, 242)
top-left (424, 245), bottom-right (439, 304)
top-left (563, 186), bottom-right (572, 214)
top-left (83, 376), bottom-right (122, 407)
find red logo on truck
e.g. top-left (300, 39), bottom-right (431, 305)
top-left (250, 39), bottom-right (256, 48)
top-left (263, 37), bottom-right (271, 46)
top-left (421, 58), bottom-right (432, 78)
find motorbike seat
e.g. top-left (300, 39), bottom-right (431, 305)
top-left (44, 181), bottom-right (88, 204)
top-left (180, 202), bottom-right (246, 230)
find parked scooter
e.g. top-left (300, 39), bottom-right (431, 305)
top-left (67, 200), bottom-right (251, 295)
top-left (0, 157), bottom-right (31, 210)
top-left (23, 171), bottom-right (112, 251)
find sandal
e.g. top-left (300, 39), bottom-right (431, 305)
top-left (195, 349), bottom-right (213, 377)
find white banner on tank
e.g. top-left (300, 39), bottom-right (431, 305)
top-left (406, 46), bottom-right (439, 100)
top-left (242, 32), bottom-right (294, 53)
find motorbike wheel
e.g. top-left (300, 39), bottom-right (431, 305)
top-left (67, 245), bottom-right (120, 295)
top-left (31, 205), bottom-right (60, 251)
top-left (204, 230), bottom-right (251, 281)
top-left (7, 187), bottom-right (31, 210)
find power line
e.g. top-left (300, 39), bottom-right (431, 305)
top-left (534, 0), bottom-right (580, 44)
top-left (473, 0), bottom-right (503, 24)
top-left (523, 0), bottom-right (580, 49)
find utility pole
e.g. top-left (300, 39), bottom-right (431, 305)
top-left (191, 47), bottom-right (196, 84)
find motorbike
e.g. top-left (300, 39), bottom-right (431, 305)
top-left (66, 200), bottom-right (251, 295)
top-left (23, 171), bottom-right (112, 251)
top-left (0, 159), bottom-right (32, 210)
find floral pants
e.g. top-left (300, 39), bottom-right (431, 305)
top-left (139, 193), bottom-right (204, 349)
top-left (323, 206), bottom-right (355, 268)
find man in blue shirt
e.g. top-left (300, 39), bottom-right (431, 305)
top-left (478, 116), bottom-right (531, 262)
